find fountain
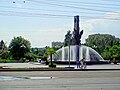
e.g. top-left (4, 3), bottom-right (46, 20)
top-left (53, 15), bottom-right (109, 64)
top-left (53, 45), bottom-right (105, 64)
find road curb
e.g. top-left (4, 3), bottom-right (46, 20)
top-left (0, 68), bottom-right (120, 71)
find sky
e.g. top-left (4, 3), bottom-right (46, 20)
top-left (0, 0), bottom-right (120, 48)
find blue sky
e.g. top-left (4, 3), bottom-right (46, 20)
top-left (0, 0), bottom-right (120, 47)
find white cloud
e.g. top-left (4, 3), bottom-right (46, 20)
top-left (1, 11), bottom-right (120, 47)
top-left (81, 11), bottom-right (120, 43)
top-left (106, 11), bottom-right (120, 20)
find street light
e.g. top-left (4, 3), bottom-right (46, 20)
top-left (93, 45), bottom-right (97, 50)
top-left (21, 44), bottom-right (25, 48)
top-left (65, 31), bottom-right (72, 67)
top-left (68, 36), bottom-right (71, 67)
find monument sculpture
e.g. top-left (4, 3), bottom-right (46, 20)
top-left (53, 15), bottom-right (108, 65)
top-left (71, 15), bottom-right (83, 63)
top-left (72, 15), bottom-right (83, 45)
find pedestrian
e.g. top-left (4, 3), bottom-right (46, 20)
top-left (80, 57), bottom-right (85, 69)
top-left (76, 60), bottom-right (80, 69)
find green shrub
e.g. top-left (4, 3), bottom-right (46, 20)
top-left (0, 59), bottom-right (16, 63)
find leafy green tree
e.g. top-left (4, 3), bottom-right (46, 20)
top-left (101, 46), bottom-right (111, 60)
top-left (31, 48), bottom-right (45, 58)
top-left (47, 48), bottom-right (56, 63)
top-left (46, 48), bottom-right (57, 67)
top-left (38, 49), bottom-right (45, 58)
top-left (25, 52), bottom-right (38, 62)
top-left (110, 45), bottom-right (120, 60)
top-left (9, 36), bottom-right (31, 61)
top-left (41, 47), bottom-right (50, 64)
top-left (64, 30), bottom-right (72, 46)
top-left (102, 45), bottom-right (120, 60)
top-left (0, 40), bottom-right (9, 59)
top-left (43, 47), bottom-right (57, 66)
top-left (85, 34), bottom-right (120, 54)
top-left (52, 42), bottom-right (64, 50)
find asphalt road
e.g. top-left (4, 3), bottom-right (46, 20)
top-left (0, 71), bottom-right (120, 90)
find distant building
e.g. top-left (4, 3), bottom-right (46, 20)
top-left (52, 41), bottom-right (64, 49)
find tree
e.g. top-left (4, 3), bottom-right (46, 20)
top-left (85, 34), bottom-right (120, 54)
top-left (31, 48), bottom-right (45, 58)
top-left (25, 52), bottom-right (38, 62)
top-left (101, 46), bottom-right (112, 60)
top-left (47, 48), bottom-right (57, 68)
top-left (85, 34), bottom-right (120, 61)
top-left (0, 40), bottom-right (9, 59)
top-left (42, 46), bottom-right (49, 60)
top-left (64, 30), bottom-right (72, 67)
top-left (52, 41), bottom-right (64, 50)
top-left (47, 48), bottom-right (56, 62)
top-left (110, 45), bottom-right (120, 60)
top-left (43, 47), bottom-right (57, 67)
top-left (9, 36), bottom-right (31, 61)
top-left (64, 30), bottom-right (72, 46)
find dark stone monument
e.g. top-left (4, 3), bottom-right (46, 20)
top-left (72, 15), bottom-right (83, 45)
top-left (71, 15), bottom-right (83, 64)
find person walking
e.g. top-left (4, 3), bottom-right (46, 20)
top-left (80, 57), bottom-right (85, 69)
top-left (76, 60), bottom-right (80, 69)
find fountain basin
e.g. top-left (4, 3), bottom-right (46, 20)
top-left (53, 45), bottom-right (109, 64)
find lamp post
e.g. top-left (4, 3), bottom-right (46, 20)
top-left (65, 31), bottom-right (72, 67)
top-left (20, 44), bottom-right (26, 62)
top-left (93, 45), bottom-right (97, 50)
top-left (68, 38), bottom-right (71, 67)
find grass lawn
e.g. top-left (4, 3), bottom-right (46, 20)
top-left (0, 59), bottom-right (16, 63)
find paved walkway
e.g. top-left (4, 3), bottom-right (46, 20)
top-left (0, 62), bottom-right (120, 69)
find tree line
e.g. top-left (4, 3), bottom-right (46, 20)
top-left (0, 36), bottom-right (56, 63)
top-left (84, 34), bottom-right (120, 61)
top-left (0, 33), bottom-right (120, 63)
